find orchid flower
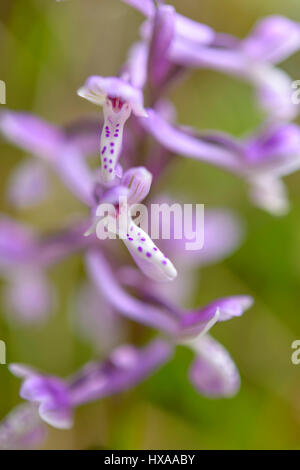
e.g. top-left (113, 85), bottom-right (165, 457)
top-left (168, 14), bottom-right (300, 121)
top-left (141, 109), bottom-right (300, 215)
top-left (9, 279), bottom-right (253, 425)
top-left (143, 201), bottom-right (244, 303)
top-left (78, 204), bottom-right (246, 356)
top-left (9, 339), bottom-right (172, 429)
top-left (0, 215), bottom-right (95, 323)
top-left (77, 76), bottom-right (147, 183)
top-left (86, 249), bottom-right (253, 397)
top-left (123, 1), bottom-right (300, 121)
top-left (86, 249), bottom-right (253, 396)
top-left (0, 403), bottom-right (46, 450)
top-left (86, 166), bottom-right (178, 282)
top-left (0, 111), bottom-right (98, 207)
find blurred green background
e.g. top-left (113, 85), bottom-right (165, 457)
top-left (0, 0), bottom-right (300, 450)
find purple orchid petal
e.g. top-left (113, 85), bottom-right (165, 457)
top-left (123, 0), bottom-right (214, 46)
top-left (85, 249), bottom-right (178, 333)
top-left (244, 123), bottom-right (300, 214)
top-left (69, 339), bottom-right (173, 405)
top-left (9, 365), bottom-right (72, 430)
top-left (78, 76), bottom-right (147, 183)
top-left (169, 40), bottom-right (245, 76)
top-left (248, 174), bottom-right (289, 216)
top-left (0, 404), bottom-right (46, 450)
top-left (252, 65), bottom-right (299, 121)
top-left (242, 15), bottom-right (300, 64)
top-left (6, 160), bottom-right (49, 208)
top-left (180, 295), bottom-right (253, 337)
top-left (0, 111), bottom-right (62, 161)
top-left (99, 98), bottom-right (131, 184)
top-left (140, 109), bottom-right (242, 171)
top-left (99, 185), bottom-right (129, 206)
top-left (117, 266), bottom-right (253, 340)
top-left (189, 335), bottom-right (240, 397)
top-left (245, 123), bottom-right (300, 166)
top-left (174, 13), bottom-right (214, 46)
top-left (121, 219), bottom-right (178, 283)
top-left (9, 363), bottom-right (37, 378)
top-left (148, 5), bottom-right (176, 88)
top-left (122, 166), bottom-right (152, 204)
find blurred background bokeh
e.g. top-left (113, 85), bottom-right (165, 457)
top-left (0, 0), bottom-right (300, 450)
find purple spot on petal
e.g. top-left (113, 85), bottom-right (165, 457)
top-left (109, 169), bottom-right (113, 173)
top-left (128, 237), bottom-right (133, 241)
top-left (110, 150), bottom-right (114, 154)
top-left (104, 165), bottom-right (107, 169)
top-left (141, 238), bottom-right (146, 242)
top-left (146, 252), bottom-right (152, 258)
top-left (101, 146), bottom-right (107, 155)
top-left (138, 246), bottom-right (142, 252)
top-left (153, 247), bottom-right (158, 251)
top-left (162, 260), bottom-right (167, 265)
top-left (109, 159), bottom-right (113, 163)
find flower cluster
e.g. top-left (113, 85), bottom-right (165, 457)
top-left (1, 0), bottom-right (300, 449)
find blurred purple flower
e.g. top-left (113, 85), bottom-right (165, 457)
top-left (141, 109), bottom-right (300, 215)
top-left (9, 339), bottom-right (172, 429)
top-left (0, 403), bottom-right (46, 450)
top-left (0, 215), bottom-right (95, 323)
top-left (9, 288), bottom-right (252, 423)
top-left (86, 249), bottom-right (253, 397)
top-left (188, 335), bottom-right (240, 397)
top-left (0, 111), bottom-right (98, 207)
top-left (123, 2), bottom-right (300, 121)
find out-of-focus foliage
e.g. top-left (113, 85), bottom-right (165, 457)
top-left (0, 0), bottom-right (300, 449)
